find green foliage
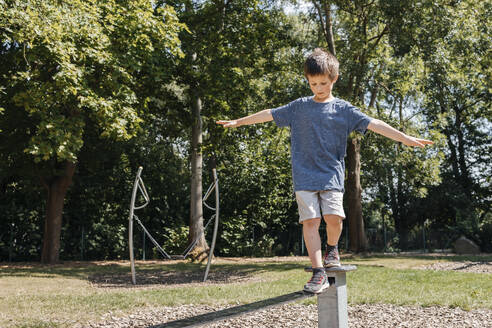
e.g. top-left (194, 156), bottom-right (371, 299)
top-left (0, 180), bottom-right (44, 261)
top-left (161, 1), bottom-right (310, 257)
top-left (0, 0), bottom-right (490, 260)
top-left (0, 0), bottom-right (185, 163)
top-left (0, 0), bottom-right (186, 260)
top-left (162, 226), bottom-right (189, 255)
top-left (414, 0), bottom-right (491, 250)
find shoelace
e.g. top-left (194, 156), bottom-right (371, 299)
top-left (308, 273), bottom-right (325, 284)
top-left (324, 249), bottom-right (339, 260)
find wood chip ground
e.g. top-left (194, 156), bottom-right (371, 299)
top-left (79, 303), bottom-right (492, 328)
top-left (79, 260), bottom-right (491, 328)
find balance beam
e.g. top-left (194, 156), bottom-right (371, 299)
top-left (150, 265), bottom-right (357, 328)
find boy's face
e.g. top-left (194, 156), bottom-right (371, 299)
top-left (306, 74), bottom-right (337, 100)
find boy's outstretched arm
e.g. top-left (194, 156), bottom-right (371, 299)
top-left (367, 119), bottom-right (434, 148)
top-left (216, 109), bottom-right (273, 128)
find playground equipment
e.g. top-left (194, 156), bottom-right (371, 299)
top-left (128, 166), bottom-right (220, 284)
top-left (149, 265), bottom-right (357, 328)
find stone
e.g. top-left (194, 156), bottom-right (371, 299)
top-left (454, 236), bottom-right (480, 254)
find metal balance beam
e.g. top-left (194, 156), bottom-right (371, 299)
top-left (150, 265), bottom-right (357, 328)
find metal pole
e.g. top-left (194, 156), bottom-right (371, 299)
top-left (423, 223), bottom-right (426, 253)
top-left (383, 213), bottom-right (387, 251)
top-left (143, 229), bottom-right (146, 261)
top-left (317, 272), bottom-right (348, 328)
top-left (129, 166), bottom-right (143, 285)
top-left (80, 226), bottom-right (85, 260)
top-left (9, 223), bottom-right (14, 262)
top-left (203, 169), bottom-right (219, 282)
top-left (301, 229), bottom-right (305, 256)
top-left (345, 221), bottom-right (349, 252)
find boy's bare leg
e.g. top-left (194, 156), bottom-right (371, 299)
top-left (323, 214), bottom-right (343, 267)
top-left (302, 218), bottom-right (323, 268)
top-left (324, 214), bottom-right (343, 246)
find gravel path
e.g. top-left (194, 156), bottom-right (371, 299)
top-left (79, 303), bottom-right (492, 328)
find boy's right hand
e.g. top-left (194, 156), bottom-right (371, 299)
top-left (402, 135), bottom-right (434, 148)
top-left (216, 120), bottom-right (240, 128)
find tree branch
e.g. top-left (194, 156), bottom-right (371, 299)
top-left (368, 24), bottom-right (389, 53)
top-left (322, 1), bottom-right (336, 55)
top-left (312, 1), bottom-right (328, 47)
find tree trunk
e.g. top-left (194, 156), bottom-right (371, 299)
top-left (454, 105), bottom-right (472, 196)
top-left (189, 88), bottom-right (208, 257)
top-left (313, 0), bottom-right (336, 55)
top-left (396, 100), bottom-right (408, 249)
top-left (324, 2), bottom-right (336, 55)
top-left (346, 137), bottom-right (368, 252)
top-left (41, 161), bottom-right (76, 264)
top-left (312, 0), bottom-right (371, 253)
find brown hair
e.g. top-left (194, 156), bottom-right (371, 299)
top-left (303, 48), bottom-right (339, 80)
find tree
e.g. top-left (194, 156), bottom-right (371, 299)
top-left (307, 0), bottom-right (446, 251)
top-left (360, 50), bottom-right (444, 249)
top-left (307, 0), bottom-right (386, 251)
top-left (414, 0), bottom-right (491, 249)
top-left (0, 0), bottom-right (185, 263)
top-left (159, 0), bottom-right (305, 258)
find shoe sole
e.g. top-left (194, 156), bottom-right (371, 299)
top-left (304, 282), bottom-right (330, 294)
top-left (324, 262), bottom-right (341, 268)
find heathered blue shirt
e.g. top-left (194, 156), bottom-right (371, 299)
top-left (271, 96), bottom-right (372, 192)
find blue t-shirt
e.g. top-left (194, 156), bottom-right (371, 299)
top-left (271, 96), bottom-right (372, 192)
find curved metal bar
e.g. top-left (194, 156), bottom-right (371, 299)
top-left (203, 168), bottom-right (219, 282)
top-left (203, 179), bottom-right (218, 211)
top-left (202, 179), bottom-right (217, 203)
top-left (203, 201), bottom-right (215, 211)
top-left (129, 166), bottom-right (144, 285)
top-left (134, 215), bottom-right (171, 259)
top-left (134, 177), bottom-right (150, 210)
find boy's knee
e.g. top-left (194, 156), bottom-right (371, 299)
top-left (323, 214), bottom-right (343, 226)
top-left (302, 217), bottom-right (321, 230)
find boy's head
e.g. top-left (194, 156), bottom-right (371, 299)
top-left (304, 48), bottom-right (339, 99)
top-left (304, 48), bottom-right (339, 81)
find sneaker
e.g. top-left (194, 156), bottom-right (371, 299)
top-left (303, 269), bottom-right (329, 294)
top-left (323, 244), bottom-right (341, 267)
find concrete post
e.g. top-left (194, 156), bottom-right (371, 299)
top-left (307, 265), bottom-right (357, 328)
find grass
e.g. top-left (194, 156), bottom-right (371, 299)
top-left (1, 255), bottom-right (491, 328)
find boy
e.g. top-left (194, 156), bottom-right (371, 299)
top-left (216, 48), bottom-right (433, 294)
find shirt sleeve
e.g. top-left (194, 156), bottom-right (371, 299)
top-left (346, 102), bottom-right (373, 135)
top-left (270, 100), bottom-right (297, 128)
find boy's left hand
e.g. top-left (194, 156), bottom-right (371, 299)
top-left (216, 120), bottom-right (240, 128)
top-left (402, 136), bottom-right (434, 148)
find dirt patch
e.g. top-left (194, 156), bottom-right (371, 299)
top-left (88, 268), bottom-right (263, 289)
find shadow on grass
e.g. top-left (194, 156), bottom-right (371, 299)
top-left (0, 261), bottom-right (125, 279)
top-left (0, 261), bottom-right (304, 288)
top-left (90, 262), bottom-right (304, 288)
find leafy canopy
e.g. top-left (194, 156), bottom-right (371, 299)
top-left (0, 0), bottom-right (185, 163)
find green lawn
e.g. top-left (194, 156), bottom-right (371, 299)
top-left (1, 255), bottom-right (491, 328)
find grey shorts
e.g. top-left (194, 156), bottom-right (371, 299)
top-left (295, 190), bottom-right (345, 223)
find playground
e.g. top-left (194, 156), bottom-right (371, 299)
top-left (1, 254), bottom-right (491, 327)
top-left (1, 1), bottom-right (491, 328)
